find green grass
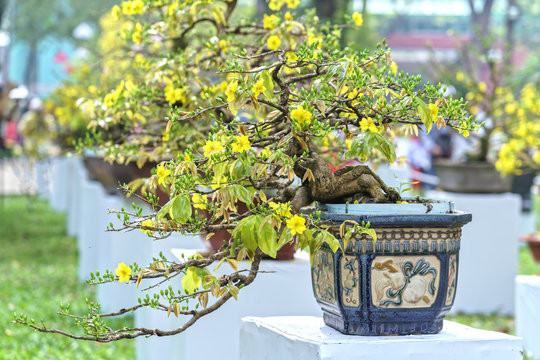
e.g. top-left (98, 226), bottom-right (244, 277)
top-left (0, 196), bottom-right (135, 360)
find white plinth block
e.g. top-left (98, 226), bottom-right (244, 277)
top-left (77, 180), bottom-right (106, 282)
top-left (516, 275), bottom-right (540, 359)
top-left (35, 159), bottom-right (52, 199)
top-left (427, 191), bottom-right (520, 315)
top-left (240, 317), bottom-right (523, 360)
top-left (67, 157), bottom-right (86, 237)
top-left (135, 250), bottom-right (323, 360)
top-left (50, 157), bottom-right (69, 212)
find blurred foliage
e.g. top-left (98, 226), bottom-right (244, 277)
top-left (0, 196), bottom-right (134, 359)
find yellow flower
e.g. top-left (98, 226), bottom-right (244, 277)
top-left (164, 84), bottom-right (184, 104)
top-left (225, 80), bottom-right (238, 102)
top-left (290, 105), bottom-right (312, 128)
top-left (162, 131), bottom-right (170, 142)
top-left (263, 14), bottom-right (279, 29)
top-left (132, 23), bottom-right (142, 44)
top-left (391, 61), bottom-right (398, 76)
top-left (219, 39), bottom-right (228, 52)
top-left (360, 117), bottom-right (379, 133)
top-left (429, 103), bottom-right (438, 121)
top-left (286, 0), bottom-right (300, 9)
top-left (252, 78), bottom-right (266, 98)
top-left (184, 153), bottom-right (191, 162)
top-left (192, 193), bottom-right (207, 210)
top-left (156, 164), bottom-right (171, 185)
top-left (115, 262), bottom-right (132, 283)
top-left (112, 5), bottom-right (121, 20)
top-left (268, 0), bottom-right (282, 11)
top-left (286, 51), bottom-right (298, 63)
top-left (456, 71), bottom-right (465, 82)
top-left (534, 152), bottom-right (540, 165)
top-left (460, 129), bottom-right (470, 137)
top-left (203, 140), bottom-right (224, 157)
top-left (286, 214), bottom-right (306, 235)
top-left (122, 0), bottom-right (145, 15)
top-left (140, 219), bottom-right (153, 234)
top-left (352, 12), bottom-right (363, 27)
top-left (259, 148), bottom-right (271, 158)
top-left (478, 81), bottom-right (487, 93)
top-left (504, 102), bottom-right (517, 115)
top-left (269, 202), bottom-right (292, 218)
top-left (284, 11), bottom-right (293, 21)
top-left (267, 35), bottom-right (281, 51)
top-left (232, 135), bottom-right (251, 153)
top-left (168, 2), bottom-right (178, 17)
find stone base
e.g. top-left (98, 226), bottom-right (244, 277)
top-left (240, 316), bottom-right (523, 360)
top-left (516, 275), bottom-right (540, 359)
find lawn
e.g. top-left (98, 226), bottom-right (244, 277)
top-left (0, 196), bottom-right (134, 359)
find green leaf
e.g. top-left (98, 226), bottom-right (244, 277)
top-left (231, 184), bottom-right (252, 205)
top-left (182, 267), bottom-right (202, 294)
top-left (371, 133), bottom-right (396, 163)
top-left (156, 199), bottom-right (174, 221)
top-left (169, 194), bottom-right (192, 223)
top-left (278, 228), bottom-right (293, 249)
top-left (261, 70), bottom-right (274, 99)
top-left (415, 98), bottom-right (432, 134)
top-left (258, 219), bottom-right (277, 258)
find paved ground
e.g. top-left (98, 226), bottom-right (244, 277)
top-left (0, 158), bottom-right (37, 195)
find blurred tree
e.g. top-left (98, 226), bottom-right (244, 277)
top-left (13, 0), bottom-right (117, 91)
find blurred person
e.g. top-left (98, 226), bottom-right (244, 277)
top-left (17, 97), bottom-right (58, 158)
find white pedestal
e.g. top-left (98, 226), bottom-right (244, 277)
top-left (240, 317), bottom-right (523, 360)
top-left (50, 157), bottom-right (69, 212)
top-left (428, 191), bottom-right (520, 315)
top-left (35, 158), bottom-right (52, 199)
top-left (77, 180), bottom-right (106, 282)
top-left (67, 157), bottom-right (86, 237)
top-left (516, 275), bottom-right (540, 359)
top-left (135, 250), bottom-right (323, 360)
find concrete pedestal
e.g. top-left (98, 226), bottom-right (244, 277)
top-left (67, 157), bottom-right (86, 238)
top-left (135, 250), bottom-right (322, 360)
top-left (240, 316), bottom-right (523, 360)
top-left (35, 158), bottom-right (52, 199)
top-left (427, 191), bottom-right (520, 315)
top-left (516, 275), bottom-right (540, 359)
top-left (50, 157), bottom-right (69, 212)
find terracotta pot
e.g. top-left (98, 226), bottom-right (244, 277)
top-left (433, 160), bottom-right (511, 193)
top-left (199, 201), bottom-right (295, 261)
top-left (521, 234), bottom-right (540, 267)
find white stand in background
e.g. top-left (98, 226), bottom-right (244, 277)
top-left (35, 158), bottom-right (52, 199)
top-left (516, 275), bottom-right (540, 359)
top-left (135, 250), bottom-right (322, 360)
top-left (50, 157), bottom-right (69, 212)
top-left (428, 191), bottom-right (520, 315)
top-left (240, 317), bottom-right (523, 360)
top-left (67, 157), bottom-right (86, 237)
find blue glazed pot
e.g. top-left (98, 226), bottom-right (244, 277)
top-left (310, 201), bottom-right (472, 336)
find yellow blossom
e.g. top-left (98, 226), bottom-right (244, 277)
top-left (391, 61), bottom-right (398, 76)
top-left (115, 262), bottom-right (132, 282)
top-left (259, 148), bottom-right (272, 158)
top-left (284, 11), bottom-right (293, 21)
top-left (122, 0), bottom-right (144, 15)
top-left (232, 135), bottom-right (251, 153)
top-left (286, 0), bottom-right (300, 9)
top-left (168, 2), bottom-right (178, 17)
top-left (268, 0), bottom-right (282, 11)
top-left (112, 5), bottom-right (121, 20)
top-left (290, 105), bottom-right (312, 128)
top-left (132, 23), bottom-right (142, 44)
top-left (456, 71), bottom-right (464, 82)
top-left (263, 14), bottom-right (279, 29)
top-left (156, 164), bottom-right (171, 185)
top-left (140, 219), bottom-right (153, 234)
top-left (203, 140), bottom-right (224, 157)
top-left (429, 103), bottom-right (438, 121)
top-left (269, 202), bottom-right (292, 218)
top-left (219, 39), bottom-right (228, 52)
top-left (352, 12), bottom-right (363, 27)
top-left (478, 82), bottom-right (487, 93)
top-left (286, 52), bottom-right (298, 63)
top-left (252, 78), bottom-right (266, 98)
top-left (184, 153), bottom-right (191, 162)
top-left (360, 117), bottom-right (379, 133)
top-left (534, 152), bottom-right (540, 165)
top-left (192, 193), bottom-right (207, 210)
top-left (504, 102), bottom-right (517, 115)
top-left (225, 80), bottom-right (238, 102)
top-left (162, 131), bottom-right (170, 142)
top-left (267, 35), bottom-right (281, 50)
top-left (286, 214), bottom-right (306, 235)
top-left (164, 84), bottom-right (184, 104)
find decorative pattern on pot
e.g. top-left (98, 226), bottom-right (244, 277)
top-left (310, 207), bottom-right (471, 336)
top-left (371, 255), bottom-right (440, 308)
top-left (445, 254), bottom-right (457, 306)
top-left (312, 251), bottom-right (335, 304)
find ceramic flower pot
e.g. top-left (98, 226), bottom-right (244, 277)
top-left (310, 201), bottom-right (471, 335)
top-left (520, 234), bottom-right (540, 268)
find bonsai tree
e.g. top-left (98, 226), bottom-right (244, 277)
top-left (15, 0), bottom-right (478, 341)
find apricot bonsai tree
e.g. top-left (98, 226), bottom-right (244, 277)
top-left (15, 0), bottom-right (478, 341)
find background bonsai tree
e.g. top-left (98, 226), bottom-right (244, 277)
top-left (15, 0), bottom-right (478, 341)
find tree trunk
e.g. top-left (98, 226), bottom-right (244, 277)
top-left (24, 41), bottom-right (38, 92)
